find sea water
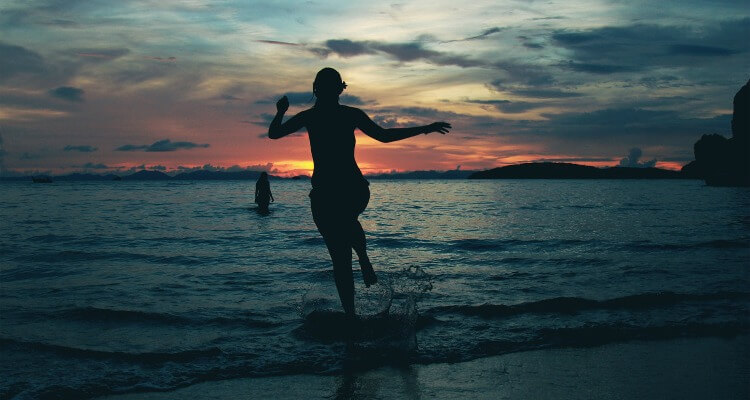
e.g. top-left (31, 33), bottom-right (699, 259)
top-left (1, 179), bottom-right (748, 399)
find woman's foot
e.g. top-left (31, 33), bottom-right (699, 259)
top-left (359, 256), bottom-right (378, 287)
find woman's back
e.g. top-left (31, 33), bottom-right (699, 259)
top-left (304, 105), bottom-right (365, 188)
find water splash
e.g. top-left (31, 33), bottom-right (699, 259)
top-left (296, 266), bottom-right (433, 352)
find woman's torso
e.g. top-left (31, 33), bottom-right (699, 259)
top-left (304, 105), bottom-right (367, 189)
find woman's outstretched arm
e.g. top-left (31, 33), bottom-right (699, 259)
top-left (268, 96), bottom-right (306, 139)
top-left (355, 109), bottom-right (450, 143)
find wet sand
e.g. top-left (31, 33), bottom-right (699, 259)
top-left (100, 335), bottom-right (749, 400)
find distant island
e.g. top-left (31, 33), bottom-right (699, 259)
top-left (468, 162), bottom-right (689, 180)
top-left (3, 164), bottom-right (695, 182)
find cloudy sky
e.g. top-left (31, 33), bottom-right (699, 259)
top-left (1, 0), bottom-right (748, 176)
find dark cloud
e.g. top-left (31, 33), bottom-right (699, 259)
top-left (397, 106), bottom-right (442, 118)
top-left (144, 56), bottom-right (176, 63)
top-left (49, 86), bottom-right (84, 102)
top-left (246, 113), bottom-right (277, 129)
top-left (324, 39), bottom-right (374, 57)
top-left (464, 27), bottom-right (502, 41)
top-left (221, 94), bottom-right (242, 101)
top-left (552, 32), bottom-right (600, 45)
top-left (506, 88), bottom-right (582, 98)
top-left (321, 39), bottom-right (485, 68)
top-left (280, 92), bottom-right (314, 104)
top-left (372, 115), bottom-right (399, 128)
top-left (372, 42), bottom-right (443, 62)
top-left (618, 148), bottom-right (656, 168)
top-left (489, 63), bottom-right (556, 88)
top-left (340, 94), bottom-right (366, 105)
top-left (550, 19), bottom-right (748, 74)
top-left (256, 40), bottom-right (300, 47)
top-left (638, 75), bottom-right (681, 88)
top-left (437, 104), bottom-right (730, 165)
top-left (527, 108), bottom-right (731, 145)
top-left (307, 47), bottom-right (332, 58)
top-left (541, 108), bottom-right (675, 129)
top-left (444, 27), bottom-right (503, 42)
top-left (559, 62), bottom-right (641, 74)
top-left (466, 99), bottom-right (543, 113)
top-left (367, 106), bottom-right (465, 127)
top-left (318, 37), bottom-right (558, 91)
top-left (64, 145), bottom-right (97, 152)
top-left (667, 44), bottom-right (738, 56)
top-left (115, 139), bottom-right (210, 152)
top-left (0, 42), bottom-right (46, 81)
top-left (522, 42), bottom-right (544, 50)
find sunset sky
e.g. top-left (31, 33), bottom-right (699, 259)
top-left (1, 0), bottom-right (748, 176)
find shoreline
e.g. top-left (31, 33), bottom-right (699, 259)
top-left (100, 335), bottom-right (749, 400)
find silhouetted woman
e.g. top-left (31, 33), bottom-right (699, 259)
top-left (255, 171), bottom-right (274, 213)
top-left (268, 67), bottom-right (450, 316)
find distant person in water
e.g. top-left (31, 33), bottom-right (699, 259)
top-left (267, 67), bottom-right (451, 316)
top-left (255, 172), bottom-right (274, 213)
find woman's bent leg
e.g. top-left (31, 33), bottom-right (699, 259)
top-left (352, 220), bottom-right (377, 286)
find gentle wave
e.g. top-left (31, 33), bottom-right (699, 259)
top-left (450, 238), bottom-right (595, 252)
top-left (0, 338), bottom-right (225, 364)
top-left (425, 291), bottom-right (750, 318)
top-left (12, 250), bottom-right (207, 266)
top-left (53, 307), bottom-right (282, 328)
top-left (369, 237), bottom-right (750, 253)
top-left (624, 239), bottom-right (750, 251)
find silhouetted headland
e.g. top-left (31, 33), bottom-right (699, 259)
top-left (681, 79), bottom-right (750, 187)
top-left (469, 162), bottom-right (689, 179)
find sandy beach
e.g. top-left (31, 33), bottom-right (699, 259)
top-left (100, 335), bottom-right (749, 400)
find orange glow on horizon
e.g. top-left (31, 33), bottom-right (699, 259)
top-left (71, 156), bottom-right (686, 176)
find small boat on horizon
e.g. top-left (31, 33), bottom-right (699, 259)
top-left (32, 177), bottom-right (53, 183)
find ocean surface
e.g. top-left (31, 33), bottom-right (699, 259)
top-left (1, 179), bottom-right (748, 399)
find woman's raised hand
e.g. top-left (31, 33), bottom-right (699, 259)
top-left (276, 96), bottom-right (289, 114)
top-left (427, 122), bottom-right (451, 134)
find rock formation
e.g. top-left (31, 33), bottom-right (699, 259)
top-left (682, 79), bottom-right (750, 186)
